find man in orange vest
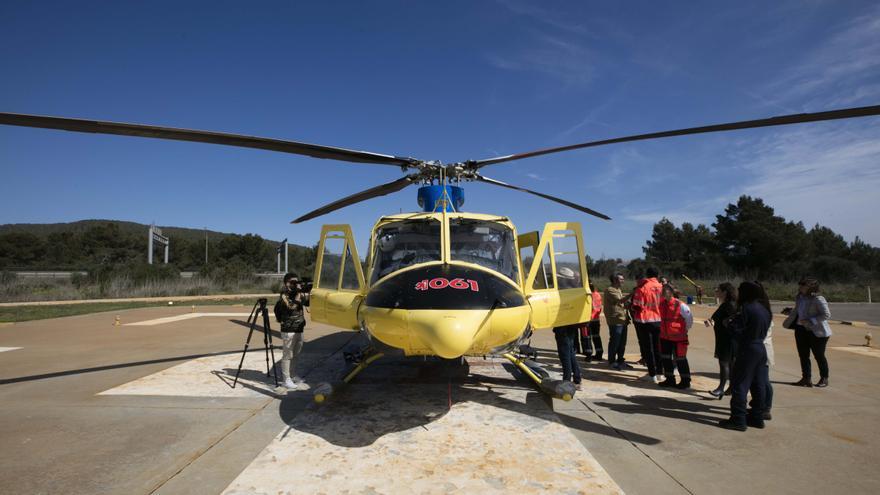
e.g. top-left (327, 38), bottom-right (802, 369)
top-left (630, 267), bottom-right (663, 382)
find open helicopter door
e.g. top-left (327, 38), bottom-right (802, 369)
top-left (518, 222), bottom-right (591, 329)
top-left (310, 225), bottom-right (366, 330)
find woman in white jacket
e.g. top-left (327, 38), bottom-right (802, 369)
top-left (785, 277), bottom-right (832, 388)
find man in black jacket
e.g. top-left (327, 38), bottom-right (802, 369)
top-left (278, 273), bottom-right (308, 389)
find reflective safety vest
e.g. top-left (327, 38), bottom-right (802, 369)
top-left (631, 277), bottom-right (662, 323)
top-left (590, 291), bottom-right (602, 321)
top-left (660, 298), bottom-right (688, 341)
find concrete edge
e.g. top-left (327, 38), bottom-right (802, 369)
top-left (838, 320), bottom-right (868, 327)
top-left (0, 293), bottom-right (274, 308)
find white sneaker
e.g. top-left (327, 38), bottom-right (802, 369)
top-left (653, 375), bottom-right (662, 384)
top-left (282, 378), bottom-right (298, 389)
top-left (292, 375), bottom-right (304, 384)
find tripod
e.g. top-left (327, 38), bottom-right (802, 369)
top-left (233, 298), bottom-right (279, 388)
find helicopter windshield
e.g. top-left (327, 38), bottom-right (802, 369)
top-left (449, 219), bottom-right (519, 283)
top-left (371, 219), bottom-right (441, 283)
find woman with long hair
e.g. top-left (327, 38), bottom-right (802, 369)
top-left (718, 281), bottom-right (772, 431)
top-left (705, 283), bottom-right (737, 399)
top-left (785, 277), bottom-right (832, 387)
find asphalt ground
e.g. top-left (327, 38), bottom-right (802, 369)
top-left (770, 302), bottom-right (880, 326)
top-left (0, 303), bottom-right (878, 494)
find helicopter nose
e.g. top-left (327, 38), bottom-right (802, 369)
top-left (408, 311), bottom-right (487, 359)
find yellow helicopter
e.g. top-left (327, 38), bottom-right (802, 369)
top-left (2, 105), bottom-right (879, 402)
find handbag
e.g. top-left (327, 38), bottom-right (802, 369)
top-left (782, 310), bottom-right (797, 330)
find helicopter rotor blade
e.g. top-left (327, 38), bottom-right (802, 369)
top-left (474, 174), bottom-right (611, 220)
top-left (471, 104), bottom-right (880, 168)
top-left (0, 112), bottom-right (420, 167)
top-left (291, 175), bottom-right (417, 223)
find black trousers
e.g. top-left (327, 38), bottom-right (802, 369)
top-left (660, 339), bottom-right (691, 382)
top-left (730, 343), bottom-right (768, 426)
top-left (634, 322), bottom-right (662, 376)
top-left (554, 327), bottom-right (581, 383)
top-left (794, 325), bottom-right (829, 379)
top-left (581, 320), bottom-right (604, 359)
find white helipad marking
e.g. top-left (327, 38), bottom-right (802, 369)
top-left (830, 346), bottom-right (880, 358)
top-left (125, 312), bottom-right (251, 326)
top-left (99, 350), bottom-right (285, 397)
top-left (0, 347), bottom-right (22, 353)
top-left (222, 359), bottom-right (624, 495)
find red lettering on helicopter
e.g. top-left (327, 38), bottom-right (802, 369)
top-left (414, 278), bottom-right (480, 292)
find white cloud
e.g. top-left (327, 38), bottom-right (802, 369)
top-left (586, 147), bottom-right (645, 191)
top-left (762, 6), bottom-right (880, 108)
top-left (525, 172), bottom-right (546, 181)
top-left (493, 0), bottom-right (591, 36)
top-left (737, 123), bottom-right (880, 245)
top-left (485, 32), bottom-right (595, 86)
top-left (624, 195), bottom-right (729, 227)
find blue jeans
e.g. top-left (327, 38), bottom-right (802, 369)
top-left (607, 323), bottom-right (628, 363)
top-left (554, 326), bottom-right (582, 383)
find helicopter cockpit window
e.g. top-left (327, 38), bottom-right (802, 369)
top-left (449, 219), bottom-right (519, 283)
top-left (370, 219), bottom-right (441, 284)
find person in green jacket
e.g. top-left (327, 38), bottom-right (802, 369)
top-left (604, 272), bottom-right (631, 370)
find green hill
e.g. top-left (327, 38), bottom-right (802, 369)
top-left (0, 219), bottom-right (315, 273)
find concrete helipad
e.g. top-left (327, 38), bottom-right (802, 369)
top-left (1, 303), bottom-right (879, 494)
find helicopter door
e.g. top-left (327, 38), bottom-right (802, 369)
top-left (520, 222), bottom-right (591, 330)
top-left (310, 225), bottom-right (366, 330)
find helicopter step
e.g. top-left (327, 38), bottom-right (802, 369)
top-left (502, 352), bottom-right (576, 401)
top-left (313, 347), bottom-right (384, 403)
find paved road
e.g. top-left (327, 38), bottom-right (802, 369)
top-left (0, 305), bottom-right (878, 494)
top-left (771, 301), bottom-right (880, 326)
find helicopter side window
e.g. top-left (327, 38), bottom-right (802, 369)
top-left (553, 231), bottom-right (583, 290)
top-left (450, 220), bottom-right (519, 283)
top-left (370, 219), bottom-right (441, 284)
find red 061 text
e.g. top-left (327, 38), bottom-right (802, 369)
top-left (414, 278), bottom-right (480, 292)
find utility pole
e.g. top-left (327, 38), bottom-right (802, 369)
top-left (276, 238), bottom-right (288, 274)
top-left (204, 227), bottom-right (208, 265)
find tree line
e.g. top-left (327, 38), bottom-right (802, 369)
top-left (0, 221), bottom-right (318, 282)
top-left (588, 196), bottom-right (880, 283)
top-left (3, 196), bottom-right (878, 286)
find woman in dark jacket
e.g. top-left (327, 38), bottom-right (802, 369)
top-left (705, 283), bottom-right (737, 398)
top-left (718, 281), bottom-right (771, 432)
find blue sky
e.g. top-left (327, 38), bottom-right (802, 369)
top-left (1, 1), bottom-right (878, 260)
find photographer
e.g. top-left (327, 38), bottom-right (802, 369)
top-left (277, 272), bottom-right (310, 389)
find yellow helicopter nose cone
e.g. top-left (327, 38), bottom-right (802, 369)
top-left (409, 311), bottom-right (486, 359)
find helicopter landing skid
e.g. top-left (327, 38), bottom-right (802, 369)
top-left (501, 352), bottom-right (576, 401)
top-left (313, 349), bottom-right (384, 404)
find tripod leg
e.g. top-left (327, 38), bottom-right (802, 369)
top-left (262, 307), bottom-right (279, 386)
top-left (233, 308), bottom-right (260, 388)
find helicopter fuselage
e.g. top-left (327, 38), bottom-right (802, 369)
top-left (309, 212), bottom-right (592, 359)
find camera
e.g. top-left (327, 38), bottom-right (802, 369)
top-left (295, 278), bottom-right (313, 293)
